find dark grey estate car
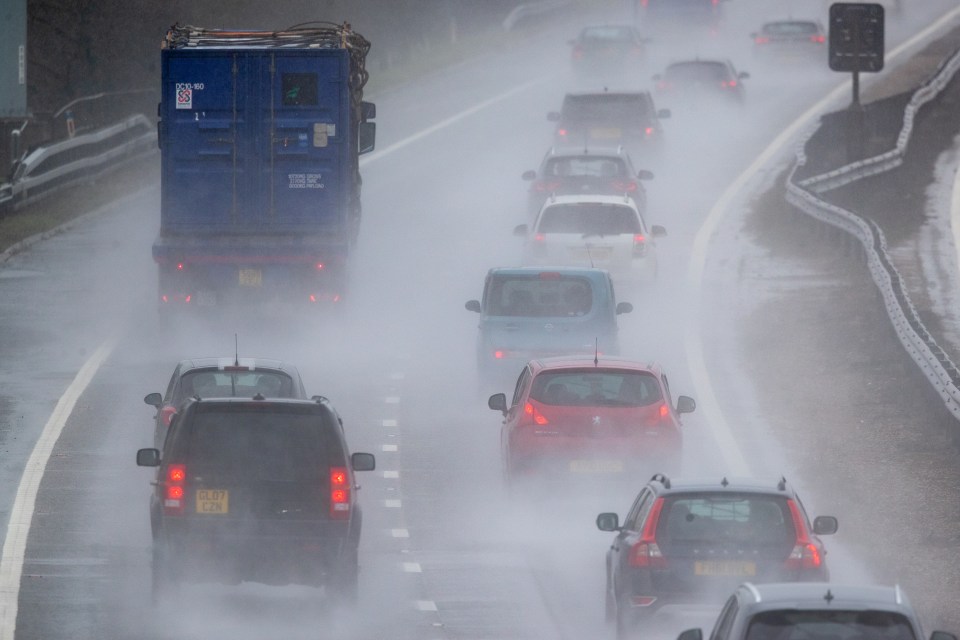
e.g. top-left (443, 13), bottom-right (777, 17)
top-left (678, 582), bottom-right (956, 640)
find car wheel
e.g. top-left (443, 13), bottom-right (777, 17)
top-left (615, 594), bottom-right (635, 640)
top-left (329, 547), bottom-right (359, 606)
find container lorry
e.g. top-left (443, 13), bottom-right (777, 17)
top-left (154, 23), bottom-right (375, 310)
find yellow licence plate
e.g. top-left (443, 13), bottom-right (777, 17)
top-left (196, 489), bottom-right (229, 514)
top-left (569, 459), bottom-right (624, 473)
top-left (590, 128), bottom-right (621, 139)
top-left (238, 268), bottom-right (262, 287)
top-left (694, 560), bottom-right (756, 577)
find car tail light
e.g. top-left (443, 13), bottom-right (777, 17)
top-left (722, 80), bottom-right (737, 89)
top-left (534, 180), bottom-right (562, 193)
top-left (330, 466), bottom-right (350, 520)
top-left (160, 405), bottom-right (178, 427)
top-left (493, 350), bottom-right (507, 359)
top-left (572, 45), bottom-right (584, 59)
top-left (163, 464), bottom-right (186, 516)
top-left (521, 401), bottom-right (549, 426)
top-left (557, 128), bottom-right (568, 137)
top-left (754, 36), bottom-right (769, 45)
top-left (633, 234), bottom-right (647, 257)
top-left (315, 262), bottom-right (325, 270)
top-left (611, 180), bottom-right (638, 192)
top-left (811, 35), bottom-right (825, 43)
top-left (785, 499), bottom-right (821, 570)
top-left (629, 497), bottom-right (667, 567)
top-left (644, 127), bottom-right (654, 137)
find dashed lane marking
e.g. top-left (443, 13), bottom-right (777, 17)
top-left (383, 470), bottom-right (400, 479)
top-left (385, 500), bottom-right (402, 508)
top-left (391, 529), bottom-right (410, 538)
top-left (416, 600), bottom-right (438, 612)
top-left (382, 419), bottom-right (398, 427)
top-left (402, 562), bottom-right (422, 573)
top-left (381, 444), bottom-right (398, 452)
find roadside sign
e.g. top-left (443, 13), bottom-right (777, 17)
top-left (829, 3), bottom-right (885, 72)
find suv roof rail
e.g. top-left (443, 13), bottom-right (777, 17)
top-left (650, 472), bottom-right (670, 489)
top-left (777, 476), bottom-right (787, 491)
top-left (721, 476), bottom-right (729, 487)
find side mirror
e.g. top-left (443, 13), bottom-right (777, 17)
top-left (739, 71), bottom-right (750, 80)
top-left (596, 512), bottom-right (620, 531)
top-left (144, 392), bottom-right (162, 408)
top-left (678, 630), bottom-right (703, 640)
top-left (657, 108), bottom-right (671, 119)
top-left (351, 452), bottom-right (376, 472)
top-left (361, 101), bottom-right (377, 120)
top-left (488, 393), bottom-right (508, 415)
top-left (813, 515), bottom-right (838, 535)
top-left (358, 121), bottom-right (376, 154)
top-left (616, 302), bottom-right (633, 315)
top-left (136, 448), bottom-right (161, 467)
top-left (465, 299), bottom-right (481, 313)
top-left (522, 170), bottom-right (537, 181)
top-left (514, 224), bottom-right (529, 237)
top-left (547, 111), bottom-right (561, 122)
top-left (676, 395), bottom-right (696, 414)
top-left (637, 170), bottom-right (654, 181)
top-left (651, 225), bottom-right (667, 237)
top-left (931, 632), bottom-right (958, 640)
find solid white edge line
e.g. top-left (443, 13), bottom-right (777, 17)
top-left (952, 155), bottom-right (960, 277)
top-left (685, 6), bottom-right (960, 477)
top-left (0, 338), bottom-right (116, 639)
top-left (359, 78), bottom-right (547, 168)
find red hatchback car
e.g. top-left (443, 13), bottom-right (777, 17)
top-left (488, 356), bottom-right (695, 484)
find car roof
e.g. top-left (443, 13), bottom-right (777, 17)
top-left (741, 582), bottom-right (914, 614)
top-left (544, 145), bottom-right (632, 160)
top-left (542, 193), bottom-right (639, 207)
top-left (487, 266), bottom-right (614, 280)
top-left (649, 475), bottom-right (799, 497)
top-left (564, 90), bottom-right (653, 100)
top-left (176, 357), bottom-right (300, 375)
top-left (529, 355), bottom-right (663, 375)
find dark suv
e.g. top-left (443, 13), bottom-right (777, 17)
top-left (548, 91), bottom-right (669, 159)
top-left (678, 582), bottom-right (956, 640)
top-left (136, 396), bottom-right (375, 602)
top-left (597, 474), bottom-right (838, 639)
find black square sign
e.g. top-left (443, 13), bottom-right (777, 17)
top-left (829, 3), bottom-right (885, 72)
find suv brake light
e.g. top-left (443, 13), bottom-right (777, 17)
top-left (633, 234), bottom-right (647, 257)
top-left (163, 464), bottom-right (186, 515)
top-left (785, 499), bottom-right (821, 569)
top-left (330, 466), bottom-right (350, 520)
top-left (629, 497), bottom-right (667, 567)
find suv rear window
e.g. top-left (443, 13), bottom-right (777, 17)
top-left (562, 94), bottom-right (652, 123)
top-left (581, 26), bottom-right (634, 43)
top-left (538, 203), bottom-right (641, 235)
top-left (657, 494), bottom-right (796, 547)
top-left (179, 370), bottom-right (296, 401)
top-left (665, 62), bottom-right (730, 82)
top-left (486, 275), bottom-right (594, 318)
top-left (531, 370), bottom-right (662, 406)
top-left (184, 405), bottom-right (340, 479)
top-left (746, 610), bottom-right (917, 640)
top-left (763, 22), bottom-right (819, 36)
top-left (544, 157), bottom-right (626, 178)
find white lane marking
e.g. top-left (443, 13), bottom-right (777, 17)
top-left (416, 600), bottom-right (438, 612)
top-left (385, 396), bottom-right (400, 404)
top-left (0, 339), bottom-right (116, 639)
top-left (391, 529), bottom-right (410, 538)
top-left (402, 562), bottom-right (422, 573)
top-left (381, 444), bottom-right (398, 452)
top-left (382, 419), bottom-right (398, 427)
top-left (360, 79), bottom-right (545, 167)
top-left (385, 499), bottom-right (402, 508)
top-left (685, 5), bottom-right (960, 477)
top-left (383, 470), bottom-right (400, 479)
top-left (389, 372), bottom-right (405, 380)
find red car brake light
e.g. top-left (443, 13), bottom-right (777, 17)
top-left (611, 180), bottom-right (638, 192)
top-left (811, 35), bottom-right (825, 43)
top-left (521, 401), bottom-right (549, 426)
top-left (330, 466), bottom-right (350, 520)
top-left (785, 499), bottom-right (821, 569)
top-left (629, 497), bottom-right (667, 567)
top-left (163, 464), bottom-right (186, 516)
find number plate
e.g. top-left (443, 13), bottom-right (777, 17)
top-left (694, 560), bottom-right (756, 577)
top-left (196, 489), bottom-right (229, 514)
top-left (569, 459), bottom-right (624, 473)
top-left (238, 268), bottom-right (262, 287)
top-left (590, 128), bottom-right (621, 139)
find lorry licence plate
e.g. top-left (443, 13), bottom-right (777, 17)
top-left (196, 489), bottom-right (229, 514)
top-left (239, 268), bottom-right (262, 287)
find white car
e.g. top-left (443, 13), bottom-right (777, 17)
top-left (514, 194), bottom-right (665, 283)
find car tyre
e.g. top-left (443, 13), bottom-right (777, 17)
top-left (328, 547), bottom-right (359, 606)
top-left (605, 585), bottom-right (616, 624)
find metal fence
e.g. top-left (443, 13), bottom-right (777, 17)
top-left (785, 47), bottom-right (960, 423)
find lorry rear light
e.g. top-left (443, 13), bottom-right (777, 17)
top-left (176, 262), bottom-right (185, 271)
top-left (330, 466), bottom-right (350, 520)
top-left (163, 464), bottom-right (186, 515)
top-left (315, 262), bottom-right (324, 270)
top-left (785, 499), bottom-right (821, 569)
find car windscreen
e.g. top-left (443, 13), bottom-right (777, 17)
top-left (562, 95), bottom-right (652, 123)
top-left (485, 275), bottom-right (594, 318)
top-left (538, 203), bottom-right (641, 235)
top-left (665, 62), bottom-right (730, 82)
top-left (657, 494), bottom-right (796, 548)
top-left (762, 22), bottom-right (819, 36)
top-left (544, 157), bottom-right (627, 179)
top-left (530, 370), bottom-right (662, 407)
top-left (745, 610), bottom-right (917, 640)
top-left (581, 26), bottom-right (634, 43)
top-left (178, 369), bottom-right (296, 402)
top-left (185, 405), bottom-right (338, 480)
